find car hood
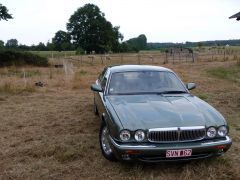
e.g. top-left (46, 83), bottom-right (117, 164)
top-left (107, 94), bottom-right (226, 130)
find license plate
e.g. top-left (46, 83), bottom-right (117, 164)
top-left (166, 149), bottom-right (192, 158)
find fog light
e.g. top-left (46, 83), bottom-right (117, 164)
top-left (122, 154), bottom-right (130, 160)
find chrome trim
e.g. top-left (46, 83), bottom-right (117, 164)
top-left (148, 126), bottom-right (205, 132)
top-left (204, 136), bottom-right (231, 145)
top-left (109, 136), bottom-right (232, 150)
top-left (148, 126), bottom-right (206, 143)
top-left (149, 127), bottom-right (178, 132)
top-left (180, 126), bottom-right (205, 130)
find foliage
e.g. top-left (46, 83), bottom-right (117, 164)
top-left (126, 34), bottom-right (147, 51)
top-left (0, 4), bottom-right (12, 21)
top-left (76, 47), bottom-right (85, 55)
top-left (67, 4), bottom-right (123, 53)
top-left (118, 34), bottom-right (147, 52)
top-left (6, 39), bottom-right (18, 48)
top-left (0, 50), bottom-right (49, 67)
top-left (0, 40), bottom-right (4, 49)
top-left (52, 30), bottom-right (71, 51)
top-left (148, 39), bottom-right (240, 50)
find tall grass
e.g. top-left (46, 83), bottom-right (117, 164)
top-left (206, 64), bottom-right (240, 84)
top-left (0, 81), bottom-right (36, 94)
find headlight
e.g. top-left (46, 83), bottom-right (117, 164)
top-left (120, 130), bottom-right (131, 141)
top-left (134, 130), bottom-right (145, 142)
top-left (218, 126), bottom-right (228, 137)
top-left (207, 127), bottom-right (217, 138)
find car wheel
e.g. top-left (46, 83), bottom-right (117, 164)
top-left (99, 121), bottom-right (117, 161)
top-left (93, 99), bottom-right (98, 115)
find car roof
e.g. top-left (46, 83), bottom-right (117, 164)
top-left (107, 65), bottom-right (173, 73)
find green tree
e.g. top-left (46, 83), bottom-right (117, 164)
top-left (126, 34), bottom-right (147, 51)
top-left (67, 4), bottom-right (122, 53)
top-left (0, 40), bottom-right (4, 49)
top-left (0, 4), bottom-right (13, 21)
top-left (6, 39), bottom-right (18, 48)
top-left (36, 42), bottom-right (47, 51)
top-left (197, 42), bottom-right (203, 48)
top-left (52, 30), bottom-right (71, 51)
top-left (46, 41), bottom-right (55, 51)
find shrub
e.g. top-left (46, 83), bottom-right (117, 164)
top-left (0, 50), bottom-right (49, 67)
top-left (75, 48), bottom-right (85, 55)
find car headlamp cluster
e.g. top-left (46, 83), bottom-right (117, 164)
top-left (119, 130), bottom-right (131, 141)
top-left (217, 126), bottom-right (228, 137)
top-left (206, 126), bottom-right (228, 138)
top-left (120, 129), bottom-right (145, 142)
top-left (134, 130), bottom-right (145, 142)
top-left (120, 126), bottom-right (228, 142)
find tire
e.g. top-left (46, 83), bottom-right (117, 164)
top-left (99, 121), bottom-right (117, 161)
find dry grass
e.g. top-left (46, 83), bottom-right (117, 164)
top-left (0, 58), bottom-right (239, 179)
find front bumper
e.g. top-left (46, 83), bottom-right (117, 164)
top-left (109, 136), bottom-right (232, 162)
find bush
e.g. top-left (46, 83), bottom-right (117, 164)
top-left (0, 50), bottom-right (49, 67)
top-left (75, 48), bottom-right (85, 55)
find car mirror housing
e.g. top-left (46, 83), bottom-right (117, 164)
top-left (91, 84), bottom-right (103, 92)
top-left (186, 83), bottom-right (196, 90)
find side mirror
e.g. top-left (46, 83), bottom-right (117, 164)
top-left (186, 83), bottom-right (196, 90)
top-left (91, 84), bottom-right (103, 92)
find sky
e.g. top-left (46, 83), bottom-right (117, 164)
top-left (0, 0), bottom-right (239, 45)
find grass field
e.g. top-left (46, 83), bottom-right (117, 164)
top-left (30, 51), bottom-right (76, 58)
top-left (0, 58), bottom-right (239, 179)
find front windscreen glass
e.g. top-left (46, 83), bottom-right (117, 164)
top-left (108, 71), bottom-right (187, 95)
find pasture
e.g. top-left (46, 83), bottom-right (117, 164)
top-left (0, 55), bottom-right (239, 179)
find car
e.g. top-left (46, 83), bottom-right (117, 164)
top-left (90, 65), bottom-right (232, 162)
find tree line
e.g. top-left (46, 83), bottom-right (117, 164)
top-left (148, 39), bottom-right (240, 50)
top-left (0, 3), bottom-right (147, 54)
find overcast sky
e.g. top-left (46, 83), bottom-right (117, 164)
top-left (0, 0), bottom-right (239, 45)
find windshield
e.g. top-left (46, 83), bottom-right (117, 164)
top-left (108, 71), bottom-right (187, 95)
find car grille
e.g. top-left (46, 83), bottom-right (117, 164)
top-left (148, 126), bottom-right (206, 143)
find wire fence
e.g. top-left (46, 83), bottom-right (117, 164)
top-left (49, 50), bottom-right (240, 66)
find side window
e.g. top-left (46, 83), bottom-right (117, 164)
top-left (101, 69), bottom-right (110, 90)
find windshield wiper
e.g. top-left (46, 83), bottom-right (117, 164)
top-left (158, 90), bottom-right (188, 94)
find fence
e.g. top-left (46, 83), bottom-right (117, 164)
top-left (49, 49), bottom-right (240, 66)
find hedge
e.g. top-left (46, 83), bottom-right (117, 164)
top-left (0, 50), bottom-right (49, 67)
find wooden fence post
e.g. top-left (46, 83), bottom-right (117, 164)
top-left (121, 54), bottom-right (123, 64)
top-left (138, 54), bottom-right (141, 64)
top-left (192, 52), bottom-right (195, 63)
top-left (172, 52), bottom-right (175, 64)
top-left (224, 49), bottom-right (226, 61)
top-left (165, 53), bottom-right (168, 64)
top-left (150, 56), bottom-right (153, 64)
top-left (88, 56), bottom-right (94, 65)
